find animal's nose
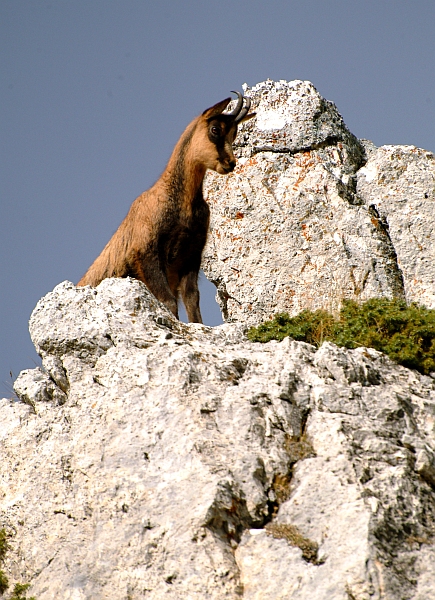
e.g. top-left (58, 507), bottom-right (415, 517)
top-left (228, 159), bottom-right (236, 171)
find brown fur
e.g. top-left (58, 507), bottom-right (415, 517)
top-left (77, 96), bottom-right (255, 322)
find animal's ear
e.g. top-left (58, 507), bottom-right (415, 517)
top-left (238, 112), bottom-right (256, 124)
top-left (202, 98), bottom-right (231, 118)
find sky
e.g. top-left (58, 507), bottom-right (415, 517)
top-left (1, 0), bottom-right (435, 395)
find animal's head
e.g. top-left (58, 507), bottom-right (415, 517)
top-left (194, 91), bottom-right (256, 175)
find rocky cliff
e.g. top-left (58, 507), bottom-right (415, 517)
top-left (2, 80), bottom-right (435, 599)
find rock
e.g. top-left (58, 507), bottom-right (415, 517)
top-left (203, 79), bottom-right (434, 324)
top-left (13, 367), bottom-right (67, 407)
top-left (1, 278), bottom-right (435, 599)
top-left (357, 144), bottom-right (435, 309)
top-left (232, 79), bottom-right (363, 161)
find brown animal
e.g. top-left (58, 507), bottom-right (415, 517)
top-left (77, 91), bottom-right (255, 323)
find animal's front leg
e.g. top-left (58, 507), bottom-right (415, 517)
top-left (135, 257), bottom-right (179, 319)
top-left (180, 270), bottom-right (202, 323)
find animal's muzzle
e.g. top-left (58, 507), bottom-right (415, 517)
top-left (224, 160), bottom-right (236, 173)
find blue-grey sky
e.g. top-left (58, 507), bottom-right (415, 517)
top-left (1, 1), bottom-right (435, 395)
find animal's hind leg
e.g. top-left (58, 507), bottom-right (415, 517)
top-left (180, 270), bottom-right (202, 323)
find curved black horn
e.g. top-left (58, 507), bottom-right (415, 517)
top-left (227, 90), bottom-right (244, 117)
top-left (235, 96), bottom-right (251, 123)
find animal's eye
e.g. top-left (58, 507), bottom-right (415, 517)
top-left (210, 125), bottom-right (220, 137)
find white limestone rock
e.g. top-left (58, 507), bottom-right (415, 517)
top-left (233, 79), bottom-right (363, 162)
top-left (2, 278), bottom-right (435, 599)
top-left (203, 79), bottom-right (434, 324)
top-left (13, 367), bottom-right (67, 407)
top-left (357, 144), bottom-right (435, 309)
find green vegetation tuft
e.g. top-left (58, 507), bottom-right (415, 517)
top-left (285, 433), bottom-right (316, 464)
top-left (0, 570), bottom-right (9, 595)
top-left (9, 583), bottom-right (35, 600)
top-left (265, 523), bottom-right (319, 563)
top-left (0, 529), bottom-right (9, 596)
top-left (248, 298), bottom-right (435, 375)
top-left (0, 530), bottom-right (9, 565)
top-left (248, 309), bottom-right (335, 346)
top-left (0, 529), bottom-right (35, 599)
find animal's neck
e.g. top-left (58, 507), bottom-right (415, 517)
top-left (162, 121), bottom-right (206, 206)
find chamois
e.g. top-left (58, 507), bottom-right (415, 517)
top-left (77, 91), bottom-right (255, 323)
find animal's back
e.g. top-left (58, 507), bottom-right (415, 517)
top-left (77, 188), bottom-right (158, 287)
top-left (77, 184), bottom-right (209, 290)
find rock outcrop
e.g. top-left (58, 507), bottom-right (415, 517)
top-left (203, 79), bottom-right (435, 324)
top-left (2, 80), bottom-right (435, 599)
top-left (1, 278), bottom-right (435, 599)
top-left (357, 144), bottom-right (435, 309)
